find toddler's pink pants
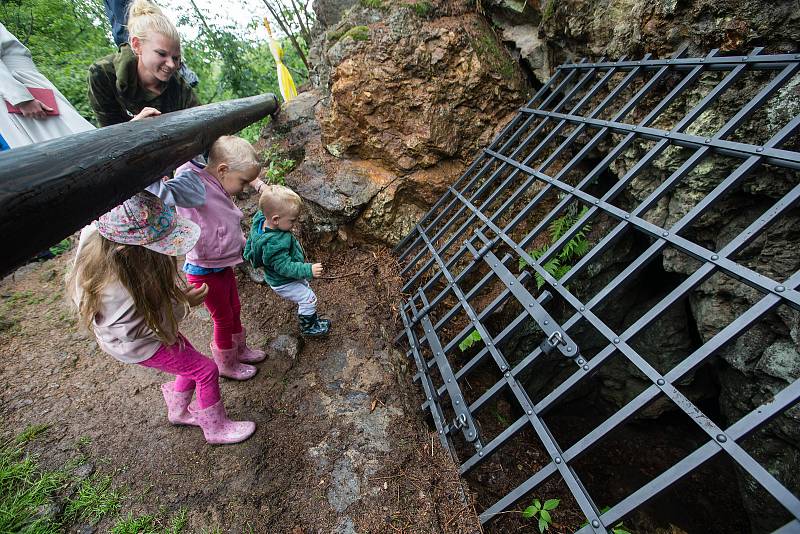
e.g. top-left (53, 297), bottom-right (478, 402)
top-left (139, 334), bottom-right (221, 408)
top-left (186, 267), bottom-right (242, 350)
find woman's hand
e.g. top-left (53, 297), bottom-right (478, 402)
top-left (18, 99), bottom-right (53, 119)
top-left (184, 283), bottom-right (209, 306)
top-left (131, 107), bottom-right (161, 121)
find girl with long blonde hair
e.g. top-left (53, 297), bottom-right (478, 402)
top-left (68, 193), bottom-right (255, 445)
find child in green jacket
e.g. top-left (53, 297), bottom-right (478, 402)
top-left (244, 184), bottom-right (330, 336)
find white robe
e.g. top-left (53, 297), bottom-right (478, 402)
top-left (0, 22), bottom-right (94, 148)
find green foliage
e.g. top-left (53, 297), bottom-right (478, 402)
top-left (175, 11), bottom-right (309, 105)
top-left (519, 205), bottom-right (592, 289)
top-left (360, 0), bottom-right (383, 8)
top-left (1, 0), bottom-right (114, 124)
top-left (236, 116), bottom-right (271, 145)
top-left (48, 239), bottom-right (72, 257)
top-left (458, 329), bottom-right (482, 352)
top-left (261, 144), bottom-right (295, 185)
top-left (522, 498), bottom-right (560, 532)
top-left (410, 0), bottom-right (433, 17)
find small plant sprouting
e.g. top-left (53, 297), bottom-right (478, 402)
top-left (523, 498), bottom-right (560, 532)
top-left (261, 144), bottom-right (294, 186)
top-left (519, 204), bottom-right (592, 289)
top-left (458, 329), bottom-right (482, 352)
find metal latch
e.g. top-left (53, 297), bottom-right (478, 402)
top-left (540, 330), bottom-right (568, 356)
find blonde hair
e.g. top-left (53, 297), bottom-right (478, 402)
top-left (259, 184), bottom-right (302, 218)
top-left (207, 135), bottom-right (260, 172)
top-left (127, 0), bottom-right (180, 46)
top-left (67, 230), bottom-right (189, 346)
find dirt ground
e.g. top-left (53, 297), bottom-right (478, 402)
top-left (0, 213), bottom-right (483, 533)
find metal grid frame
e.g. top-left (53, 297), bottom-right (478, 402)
top-left (394, 49), bottom-right (800, 532)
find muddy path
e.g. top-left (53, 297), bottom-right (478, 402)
top-left (0, 217), bottom-right (481, 533)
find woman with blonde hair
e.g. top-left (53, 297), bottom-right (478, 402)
top-left (88, 0), bottom-right (198, 127)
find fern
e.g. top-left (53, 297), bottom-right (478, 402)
top-left (520, 204), bottom-right (592, 288)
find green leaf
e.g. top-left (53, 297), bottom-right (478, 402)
top-left (538, 517), bottom-right (549, 533)
top-left (612, 528), bottom-right (632, 534)
top-left (533, 499), bottom-right (541, 510)
top-left (522, 505), bottom-right (537, 519)
top-left (543, 498), bottom-right (560, 510)
top-left (540, 509), bottom-right (551, 523)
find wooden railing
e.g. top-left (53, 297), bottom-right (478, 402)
top-left (0, 93), bottom-right (279, 277)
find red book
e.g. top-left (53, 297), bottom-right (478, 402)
top-left (4, 87), bottom-right (60, 116)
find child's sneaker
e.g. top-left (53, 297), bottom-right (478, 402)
top-left (299, 313), bottom-right (330, 337)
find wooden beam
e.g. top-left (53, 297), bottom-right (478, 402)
top-left (0, 93), bottom-right (278, 278)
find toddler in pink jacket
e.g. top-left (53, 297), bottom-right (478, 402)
top-left (176, 136), bottom-right (265, 380)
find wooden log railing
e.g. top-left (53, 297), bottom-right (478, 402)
top-left (0, 93), bottom-right (279, 278)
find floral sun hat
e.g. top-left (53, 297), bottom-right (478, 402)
top-left (96, 192), bottom-right (200, 256)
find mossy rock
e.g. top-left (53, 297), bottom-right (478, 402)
top-left (343, 25), bottom-right (370, 41)
top-left (470, 32), bottom-right (516, 80)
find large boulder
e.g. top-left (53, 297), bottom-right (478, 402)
top-left (267, 0), bottom-right (528, 246)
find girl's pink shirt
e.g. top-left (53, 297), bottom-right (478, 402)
top-left (176, 161), bottom-right (245, 268)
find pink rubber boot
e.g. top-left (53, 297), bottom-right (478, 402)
top-left (188, 399), bottom-right (255, 445)
top-left (232, 328), bottom-right (266, 364)
top-left (211, 343), bottom-right (257, 381)
top-left (161, 382), bottom-right (198, 426)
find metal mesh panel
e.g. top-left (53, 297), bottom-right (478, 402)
top-left (394, 49), bottom-right (800, 532)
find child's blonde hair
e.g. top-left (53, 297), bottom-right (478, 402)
top-left (67, 230), bottom-right (189, 346)
top-left (127, 0), bottom-right (181, 47)
top-left (259, 184), bottom-right (302, 218)
top-left (208, 135), bottom-right (260, 172)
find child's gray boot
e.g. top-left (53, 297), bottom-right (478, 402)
top-left (299, 313), bottom-right (330, 337)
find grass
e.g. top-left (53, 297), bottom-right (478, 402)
top-left (64, 475), bottom-right (122, 524)
top-left (111, 508), bottom-right (187, 534)
top-left (360, 0), bottom-right (383, 8)
top-left (0, 426), bottom-right (186, 533)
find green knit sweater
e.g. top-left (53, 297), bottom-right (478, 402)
top-left (244, 211), bottom-right (313, 287)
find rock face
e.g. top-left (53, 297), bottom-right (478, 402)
top-left (262, 0), bottom-right (527, 245)
top-left (266, 0), bottom-right (799, 530)
top-left (488, 0), bottom-right (800, 86)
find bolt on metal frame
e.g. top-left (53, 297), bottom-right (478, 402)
top-left (394, 50), bottom-right (800, 532)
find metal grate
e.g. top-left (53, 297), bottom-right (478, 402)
top-left (393, 49), bottom-right (800, 532)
